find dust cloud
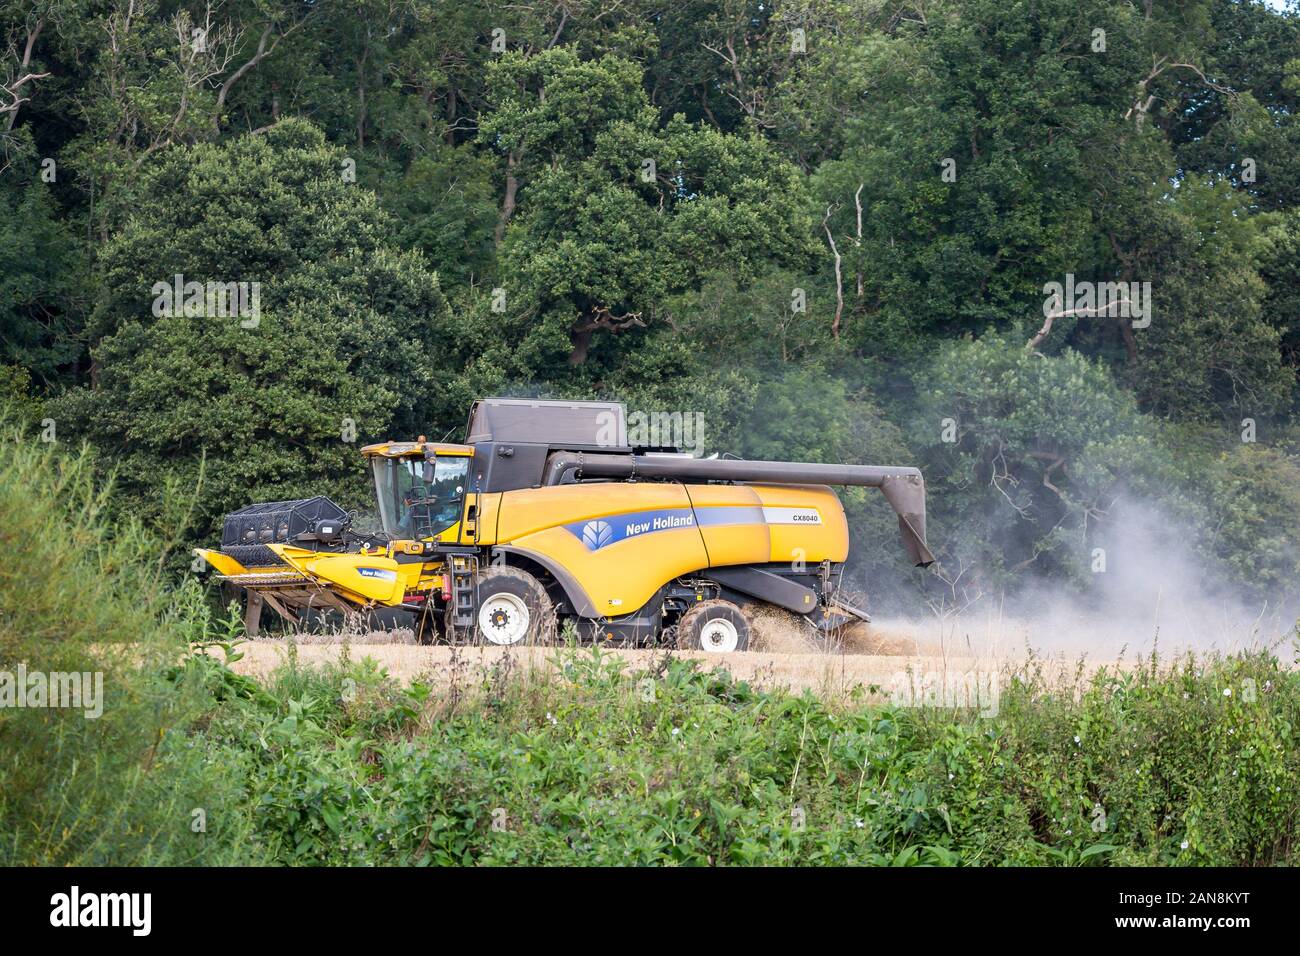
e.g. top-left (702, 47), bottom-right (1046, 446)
top-left (874, 497), bottom-right (1297, 660)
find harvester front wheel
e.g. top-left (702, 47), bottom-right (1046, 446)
top-left (474, 566), bottom-right (552, 646)
top-left (677, 599), bottom-right (751, 653)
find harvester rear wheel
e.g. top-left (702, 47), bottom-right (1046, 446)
top-left (677, 599), bottom-right (751, 653)
top-left (472, 566), bottom-right (553, 646)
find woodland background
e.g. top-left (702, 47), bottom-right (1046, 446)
top-left (3, 0), bottom-right (1299, 613)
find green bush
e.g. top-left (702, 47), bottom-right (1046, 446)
top-left (0, 417), bottom-right (262, 864)
top-left (197, 644), bottom-right (1299, 866)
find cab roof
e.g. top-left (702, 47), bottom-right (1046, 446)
top-left (360, 441), bottom-right (474, 459)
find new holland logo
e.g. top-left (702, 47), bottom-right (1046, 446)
top-left (567, 505), bottom-right (815, 551)
top-left (581, 520), bottom-right (614, 549)
top-left (357, 567), bottom-right (397, 581)
top-left (569, 509), bottom-right (697, 551)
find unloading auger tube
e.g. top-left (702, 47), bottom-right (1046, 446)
top-left (541, 452), bottom-right (936, 568)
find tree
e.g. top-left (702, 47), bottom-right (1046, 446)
top-left (52, 120), bottom-right (452, 537)
top-left (0, 169), bottom-right (85, 385)
top-left (1168, 0), bottom-right (1300, 211)
top-left (908, 334), bottom-right (1152, 591)
top-left (382, 144), bottom-right (499, 291)
top-left (478, 47), bottom-right (817, 377)
top-left (806, 0), bottom-right (1139, 354)
top-left (1125, 179), bottom-right (1292, 421)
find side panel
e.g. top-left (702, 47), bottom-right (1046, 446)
top-left (749, 485), bottom-right (849, 564)
top-left (491, 482), bottom-right (849, 618)
top-left (706, 566), bottom-right (820, 614)
top-left (434, 491), bottom-right (502, 545)
top-left (682, 484), bottom-right (771, 566)
top-left (496, 483), bottom-right (709, 618)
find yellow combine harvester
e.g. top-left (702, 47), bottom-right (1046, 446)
top-left (196, 399), bottom-right (933, 652)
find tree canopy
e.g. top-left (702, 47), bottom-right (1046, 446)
top-left (3, 0), bottom-right (1298, 607)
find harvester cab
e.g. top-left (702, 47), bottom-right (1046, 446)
top-left (196, 398), bottom-right (934, 651)
top-left (368, 441), bottom-right (473, 543)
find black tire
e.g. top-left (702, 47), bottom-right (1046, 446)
top-left (676, 599), bottom-right (751, 653)
top-left (470, 566), bottom-right (553, 646)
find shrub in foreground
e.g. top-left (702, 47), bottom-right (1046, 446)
top-left (180, 643), bottom-right (1298, 866)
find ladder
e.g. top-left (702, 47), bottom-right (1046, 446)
top-left (441, 487), bottom-right (483, 640)
top-left (448, 552), bottom-right (479, 634)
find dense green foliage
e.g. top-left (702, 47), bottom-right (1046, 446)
top-left (2, 432), bottom-right (1296, 866)
top-left (53, 121), bottom-right (452, 534)
top-left (2, 0), bottom-right (1298, 606)
top-left (199, 645), bottom-right (1297, 866)
top-left (0, 422), bottom-right (257, 863)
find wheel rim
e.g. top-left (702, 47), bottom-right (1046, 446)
top-left (698, 617), bottom-right (739, 653)
top-left (478, 593), bottom-right (530, 645)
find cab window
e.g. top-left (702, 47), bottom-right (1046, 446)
top-left (372, 455), bottom-right (469, 539)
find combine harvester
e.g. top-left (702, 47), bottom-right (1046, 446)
top-left (196, 399), bottom-right (933, 652)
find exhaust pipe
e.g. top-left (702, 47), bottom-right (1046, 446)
top-left (542, 452), bottom-right (935, 567)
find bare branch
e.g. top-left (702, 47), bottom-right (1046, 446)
top-left (212, 11), bottom-right (312, 132)
top-left (573, 306), bottom-right (645, 334)
top-left (822, 205), bottom-right (843, 341)
top-left (1124, 55), bottom-right (1232, 126)
top-left (2, 13), bottom-right (49, 132)
top-left (1027, 299), bottom-right (1135, 350)
top-left (547, 5), bottom-right (570, 49)
top-left (853, 183), bottom-right (864, 297)
top-left (133, 4), bottom-right (240, 164)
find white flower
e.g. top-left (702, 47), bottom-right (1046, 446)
top-left (671, 727), bottom-right (680, 736)
top-left (1181, 840), bottom-right (1189, 850)
top-left (1073, 735), bottom-right (1081, 745)
top-left (1223, 688), bottom-right (1232, 697)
